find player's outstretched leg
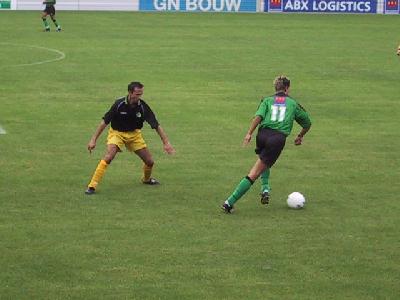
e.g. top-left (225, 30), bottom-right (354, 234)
top-left (221, 176), bottom-right (254, 213)
top-left (85, 159), bottom-right (109, 194)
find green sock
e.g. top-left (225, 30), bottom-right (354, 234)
top-left (42, 18), bottom-right (49, 28)
top-left (261, 169), bottom-right (271, 192)
top-left (227, 177), bottom-right (253, 207)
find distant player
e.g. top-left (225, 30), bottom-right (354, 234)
top-left (41, 0), bottom-right (61, 32)
top-left (85, 81), bottom-right (175, 195)
top-left (221, 76), bottom-right (312, 213)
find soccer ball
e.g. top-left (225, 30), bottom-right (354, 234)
top-left (287, 192), bottom-right (305, 209)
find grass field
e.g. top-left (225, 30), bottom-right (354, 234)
top-left (0, 11), bottom-right (399, 299)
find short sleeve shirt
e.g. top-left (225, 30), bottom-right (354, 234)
top-left (255, 93), bottom-right (311, 136)
top-left (103, 96), bottom-right (159, 132)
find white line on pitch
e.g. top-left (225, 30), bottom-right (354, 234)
top-left (0, 42), bottom-right (66, 67)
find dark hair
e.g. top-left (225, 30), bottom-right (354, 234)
top-left (128, 81), bottom-right (144, 92)
top-left (274, 76), bottom-right (290, 92)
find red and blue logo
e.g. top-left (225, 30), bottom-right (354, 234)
top-left (274, 96), bottom-right (286, 104)
top-left (268, 0), bottom-right (283, 11)
top-left (385, 0), bottom-right (399, 13)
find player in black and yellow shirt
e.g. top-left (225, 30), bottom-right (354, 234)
top-left (41, 0), bottom-right (61, 32)
top-left (85, 81), bottom-right (175, 195)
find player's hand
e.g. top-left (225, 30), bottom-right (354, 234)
top-left (397, 46), bottom-right (400, 56)
top-left (294, 135), bottom-right (303, 146)
top-left (243, 133), bottom-right (252, 146)
top-left (163, 142), bottom-right (176, 155)
top-left (87, 140), bottom-right (96, 153)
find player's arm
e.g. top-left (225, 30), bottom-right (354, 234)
top-left (87, 102), bottom-right (116, 153)
top-left (155, 125), bottom-right (175, 154)
top-left (87, 120), bottom-right (108, 153)
top-left (142, 102), bottom-right (175, 154)
top-left (294, 126), bottom-right (311, 145)
top-left (294, 103), bottom-right (312, 146)
top-left (243, 116), bottom-right (262, 146)
top-left (244, 98), bottom-right (267, 146)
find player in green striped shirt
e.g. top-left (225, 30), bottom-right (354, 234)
top-left (41, 0), bottom-right (61, 32)
top-left (222, 75), bottom-right (312, 213)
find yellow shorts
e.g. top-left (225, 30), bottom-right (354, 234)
top-left (107, 128), bottom-right (147, 152)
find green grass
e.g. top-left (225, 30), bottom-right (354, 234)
top-left (0, 11), bottom-right (399, 299)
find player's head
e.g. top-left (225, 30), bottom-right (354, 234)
top-left (128, 82), bottom-right (144, 102)
top-left (128, 81), bottom-right (144, 92)
top-left (274, 75), bottom-right (290, 93)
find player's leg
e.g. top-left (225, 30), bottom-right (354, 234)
top-left (251, 161), bottom-right (270, 205)
top-left (255, 128), bottom-right (271, 204)
top-left (86, 144), bottom-right (119, 194)
top-left (260, 169), bottom-right (270, 194)
top-left (222, 159), bottom-right (267, 213)
top-left (41, 11), bottom-right (50, 31)
top-left (256, 128), bottom-right (286, 205)
top-left (134, 148), bottom-right (159, 185)
top-left (49, 7), bottom-right (61, 31)
top-left (125, 130), bottom-right (158, 185)
top-left (50, 16), bottom-right (61, 31)
top-left (260, 169), bottom-right (271, 205)
top-left (248, 158), bottom-right (268, 181)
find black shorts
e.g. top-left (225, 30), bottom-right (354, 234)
top-left (43, 5), bottom-right (55, 16)
top-left (255, 128), bottom-right (286, 167)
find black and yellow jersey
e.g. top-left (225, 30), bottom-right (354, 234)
top-left (103, 96), bottom-right (159, 132)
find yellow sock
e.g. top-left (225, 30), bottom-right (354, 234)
top-left (88, 160), bottom-right (108, 189)
top-left (142, 164), bottom-right (153, 182)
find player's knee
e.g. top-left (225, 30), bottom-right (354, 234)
top-left (247, 174), bottom-right (258, 182)
top-left (145, 159), bottom-right (154, 167)
top-left (104, 157), bottom-right (113, 164)
top-left (104, 154), bottom-right (116, 164)
top-left (248, 169), bottom-right (264, 181)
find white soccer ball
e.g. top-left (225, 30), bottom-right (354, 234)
top-left (287, 192), bottom-right (305, 209)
